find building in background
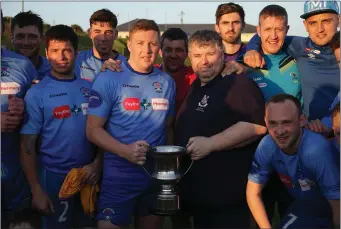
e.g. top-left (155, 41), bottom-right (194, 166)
top-left (116, 19), bottom-right (257, 43)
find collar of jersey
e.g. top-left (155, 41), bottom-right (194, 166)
top-left (91, 49), bottom-right (119, 61)
top-left (224, 43), bottom-right (246, 57)
top-left (124, 60), bottom-right (153, 75)
top-left (48, 73), bottom-right (77, 82)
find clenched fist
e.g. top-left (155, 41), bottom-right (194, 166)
top-left (123, 140), bottom-right (149, 165)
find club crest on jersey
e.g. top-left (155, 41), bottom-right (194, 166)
top-left (196, 95), bottom-right (209, 112)
top-left (290, 72), bottom-right (299, 83)
top-left (1, 67), bottom-right (10, 77)
top-left (140, 99), bottom-right (151, 110)
top-left (102, 208), bottom-right (115, 221)
top-left (152, 82), bottom-right (163, 93)
top-left (80, 87), bottom-right (91, 97)
top-left (71, 105), bottom-right (81, 116)
top-left (89, 90), bottom-right (102, 108)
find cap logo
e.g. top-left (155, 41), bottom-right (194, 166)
top-left (307, 1), bottom-right (328, 11)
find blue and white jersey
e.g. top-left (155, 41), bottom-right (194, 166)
top-left (74, 49), bottom-right (127, 82)
top-left (36, 56), bottom-right (50, 80)
top-left (249, 129), bottom-right (340, 201)
top-left (20, 74), bottom-right (94, 174)
top-left (1, 48), bottom-right (37, 161)
top-left (88, 60), bottom-right (176, 194)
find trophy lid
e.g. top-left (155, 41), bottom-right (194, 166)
top-left (149, 145), bottom-right (187, 156)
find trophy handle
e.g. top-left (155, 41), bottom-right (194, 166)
top-left (183, 160), bottom-right (193, 177)
top-left (176, 160), bottom-right (193, 184)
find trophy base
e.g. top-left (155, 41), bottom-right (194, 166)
top-left (152, 193), bottom-right (180, 216)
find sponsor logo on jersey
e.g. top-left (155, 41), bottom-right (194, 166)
top-left (71, 105), bottom-right (81, 116)
top-left (140, 99), bottom-right (151, 110)
top-left (253, 77), bottom-right (263, 82)
top-left (152, 82), bottom-right (163, 93)
top-left (49, 92), bottom-right (68, 98)
top-left (312, 49), bottom-right (320, 55)
top-left (122, 84), bottom-right (139, 88)
top-left (152, 98), bottom-right (169, 110)
top-left (0, 82), bottom-right (21, 95)
top-left (258, 82), bottom-right (267, 88)
top-left (305, 47), bottom-right (320, 55)
top-left (123, 98), bottom-right (140, 110)
top-left (81, 103), bottom-right (88, 115)
top-left (53, 105), bottom-right (71, 119)
top-left (80, 65), bottom-right (95, 71)
top-left (298, 179), bottom-right (311, 191)
top-left (80, 87), bottom-right (91, 97)
top-left (278, 173), bottom-right (292, 188)
top-left (89, 90), bottom-right (102, 108)
top-left (307, 53), bottom-right (315, 59)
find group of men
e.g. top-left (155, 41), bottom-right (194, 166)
top-left (1, 0), bottom-right (340, 229)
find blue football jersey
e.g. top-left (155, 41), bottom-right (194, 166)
top-left (1, 48), bottom-right (37, 161)
top-left (20, 74), bottom-right (94, 174)
top-left (247, 35), bottom-right (339, 120)
top-left (248, 129), bottom-right (340, 201)
top-left (36, 56), bottom-right (50, 80)
top-left (246, 51), bottom-right (303, 106)
top-left (87, 61), bottom-right (176, 193)
top-left (74, 49), bottom-right (127, 82)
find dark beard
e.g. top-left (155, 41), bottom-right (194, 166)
top-left (223, 34), bottom-right (242, 44)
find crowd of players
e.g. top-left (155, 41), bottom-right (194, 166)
top-left (1, 1), bottom-right (340, 229)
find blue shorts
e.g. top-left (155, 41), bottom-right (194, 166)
top-left (97, 179), bottom-right (157, 227)
top-left (40, 168), bottom-right (95, 229)
top-left (279, 200), bottom-right (333, 228)
top-left (1, 157), bottom-right (30, 228)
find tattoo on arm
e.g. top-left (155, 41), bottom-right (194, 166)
top-left (21, 134), bottom-right (38, 155)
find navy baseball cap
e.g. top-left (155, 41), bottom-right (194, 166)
top-left (300, 1), bottom-right (339, 19)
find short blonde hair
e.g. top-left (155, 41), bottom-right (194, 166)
top-left (129, 19), bottom-right (160, 38)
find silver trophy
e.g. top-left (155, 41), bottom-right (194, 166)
top-left (143, 145), bottom-right (192, 215)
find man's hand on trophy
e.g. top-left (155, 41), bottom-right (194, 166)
top-left (186, 136), bottom-right (214, 160)
top-left (125, 140), bottom-right (149, 165)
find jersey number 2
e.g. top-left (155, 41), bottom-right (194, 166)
top-left (58, 201), bottom-right (69, 223)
